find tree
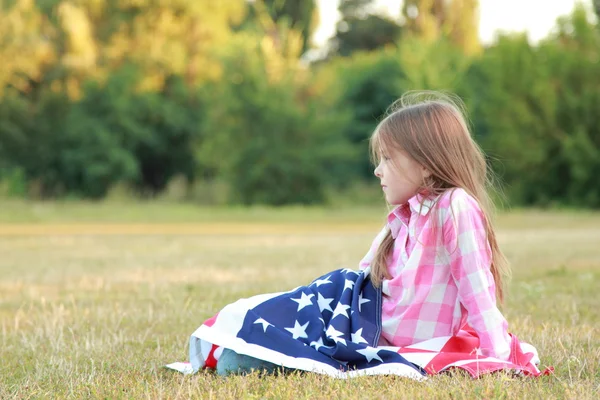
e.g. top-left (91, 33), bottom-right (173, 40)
top-left (101, 0), bottom-right (247, 89)
top-left (550, 5), bottom-right (600, 206)
top-left (200, 35), bottom-right (352, 205)
top-left (464, 5), bottom-right (600, 207)
top-left (4, 0), bottom-right (248, 98)
top-left (326, 50), bottom-right (405, 180)
top-left (0, 0), bottom-right (54, 96)
top-left (62, 66), bottom-right (202, 198)
top-left (0, 87), bottom-right (74, 197)
top-left (241, 0), bottom-right (318, 54)
top-left (0, 65), bottom-right (204, 199)
top-left (402, 0), bottom-right (480, 55)
top-left (329, 0), bottom-right (401, 57)
top-left (465, 34), bottom-right (558, 206)
top-left (338, 0), bottom-right (373, 16)
top-left (398, 36), bottom-right (471, 91)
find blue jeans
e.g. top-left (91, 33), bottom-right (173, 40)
top-left (216, 348), bottom-right (297, 376)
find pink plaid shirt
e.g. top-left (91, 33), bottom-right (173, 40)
top-left (359, 188), bottom-right (511, 360)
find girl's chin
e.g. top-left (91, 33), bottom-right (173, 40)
top-left (385, 198), bottom-right (403, 206)
top-left (384, 191), bottom-right (409, 205)
top-left (386, 197), bottom-right (409, 206)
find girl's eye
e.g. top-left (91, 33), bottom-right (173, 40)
top-left (382, 156), bottom-right (391, 161)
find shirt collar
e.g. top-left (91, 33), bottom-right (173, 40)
top-left (408, 193), bottom-right (435, 216)
top-left (386, 193), bottom-right (435, 239)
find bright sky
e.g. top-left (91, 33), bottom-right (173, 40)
top-left (314, 0), bottom-right (581, 46)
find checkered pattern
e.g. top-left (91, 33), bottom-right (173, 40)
top-left (359, 188), bottom-right (512, 361)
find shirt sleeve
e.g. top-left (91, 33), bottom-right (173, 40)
top-left (443, 190), bottom-right (511, 361)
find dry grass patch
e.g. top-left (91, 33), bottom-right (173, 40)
top-left (0, 208), bottom-right (598, 399)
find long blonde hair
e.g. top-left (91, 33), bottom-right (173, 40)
top-left (369, 91), bottom-right (510, 302)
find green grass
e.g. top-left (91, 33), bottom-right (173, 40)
top-left (1, 201), bottom-right (599, 399)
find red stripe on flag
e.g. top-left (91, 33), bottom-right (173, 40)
top-left (203, 313), bottom-right (219, 328)
top-left (203, 344), bottom-right (220, 369)
top-left (423, 352), bottom-right (481, 375)
top-left (439, 335), bottom-right (480, 354)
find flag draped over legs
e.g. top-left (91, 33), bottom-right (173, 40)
top-left (167, 268), bottom-right (549, 379)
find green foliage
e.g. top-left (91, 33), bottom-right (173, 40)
top-left (551, 6), bottom-right (600, 207)
top-left (60, 73), bottom-right (137, 198)
top-left (466, 5), bottom-right (600, 207)
top-left (0, 88), bottom-right (72, 197)
top-left (241, 0), bottom-right (318, 54)
top-left (0, 167), bottom-right (27, 197)
top-left (402, 0), bottom-right (480, 56)
top-left (332, 14), bottom-right (402, 57)
top-left (0, 66), bottom-right (202, 199)
top-left (326, 50), bottom-right (404, 180)
top-left (465, 34), bottom-right (559, 205)
top-left (398, 36), bottom-right (471, 91)
top-left (330, 0), bottom-right (401, 57)
top-left (0, 1), bottom-right (599, 207)
top-left (200, 35), bottom-right (352, 205)
top-left (63, 67), bottom-right (202, 198)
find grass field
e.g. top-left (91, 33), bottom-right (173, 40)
top-left (1, 202), bottom-right (598, 399)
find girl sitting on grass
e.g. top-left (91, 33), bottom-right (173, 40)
top-left (173, 92), bottom-right (544, 378)
top-left (360, 91), bottom-right (511, 360)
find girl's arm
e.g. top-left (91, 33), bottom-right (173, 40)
top-left (443, 190), bottom-right (511, 361)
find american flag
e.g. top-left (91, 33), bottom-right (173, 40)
top-left (167, 268), bottom-right (550, 379)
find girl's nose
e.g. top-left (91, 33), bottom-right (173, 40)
top-left (374, 164), bottom-right (382, 178)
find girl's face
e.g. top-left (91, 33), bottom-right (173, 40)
top-left (374, 149), bottom-right (430, 205)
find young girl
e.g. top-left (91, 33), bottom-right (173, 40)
top-left (170, 92), bottom-right (543, 378)
top-left (362, 91), bottom-right (512, 361)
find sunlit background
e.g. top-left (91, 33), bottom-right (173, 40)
top-left (315, 0), bottom-right (582, 45)
top-left (0, 0), bottom-right (598, 207)
top-left (1, 2), bottom-right (599, 397)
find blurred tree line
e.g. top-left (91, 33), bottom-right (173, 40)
top-left (0, 0), bottom-right (598, 207)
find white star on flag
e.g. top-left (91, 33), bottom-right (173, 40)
top-left (312, 275), bottom-right (332, 287)
top-left (343, 279), bottom-right (355, 291)
top-left (331, 302), bottom-right (351, 319)
top-left (358, 291), bottom-right (371, 312)
top-left (356, 346), bottom-right (383, 363)
top-left (351, 328), bottom-right (368, 344)
top-left (285, 320), bottom-right (310, 340)
top-left (310, 337), bottom-right (331, 351)
top-left (291, 292), bottom-right (315, 312)
top-left (331, 336), bottom-right (347, 346)
top-left (325, 324), bottom-right (343, 338)
top-left (325, 325), bottom-right (346, 346)
top-left (317, 293), bottom-right (334, 313)
top-left (253, 318), bottom-right (272, 332)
